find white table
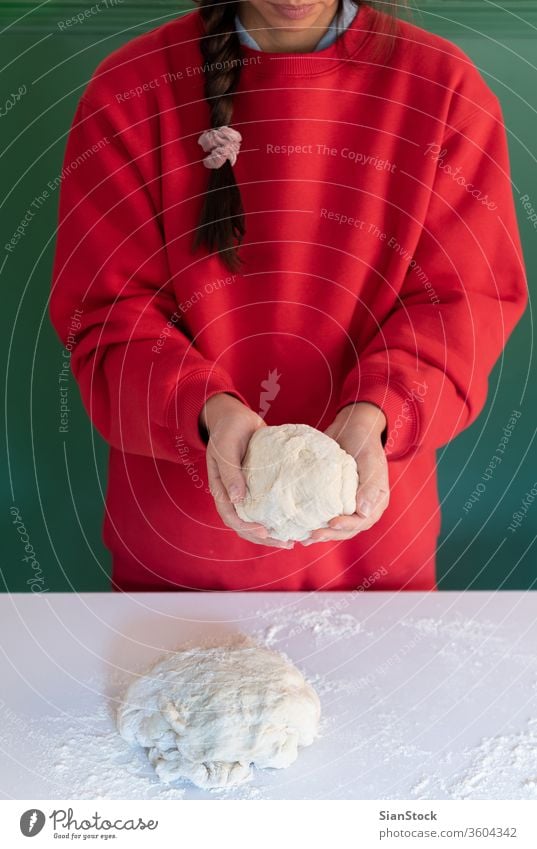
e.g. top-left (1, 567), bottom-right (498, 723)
top-left (0, 591), bottom-right (536, 800)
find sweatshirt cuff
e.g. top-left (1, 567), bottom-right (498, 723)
top-left (166, 369), bottom-right (249, 455)
top-left (337, 373), bottom-right (421, 460)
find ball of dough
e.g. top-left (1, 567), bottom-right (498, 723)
top-left (117, 643), bottom-right (320, 789)
top-left (235, 423), bottom-right (359, 541)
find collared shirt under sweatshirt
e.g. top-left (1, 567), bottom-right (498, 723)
top-left (50, 3), bottom-right (527, 591)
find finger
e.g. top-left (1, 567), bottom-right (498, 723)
top-left (207, 455), bottom-right (268, 537)
top-left (208, 431), bottom-right (248, 504)
top-left (216, 490), bottom-right (269, 537)
top-left (301, 517), bottom-right (361, 543)
top-left (327, 506), bottom-right (385, 533)
top-left (304, 525), bottom-right (359, 543)
top-left (353, 452), bottom-right (390, 519)
top-left (328, 512), bottom-right (364, 531)
top-left (356, 484), bottom-right (389, 520)
top-left (301, 532), bottom-right (355, 545)
top-left (304, 505), bottom-right (385, 540)
top-left (236, 531), bottom-right (295, 549)
top-left (323, 421), bottom-right (339, 442)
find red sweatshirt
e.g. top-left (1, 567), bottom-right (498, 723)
top-left (50, 4), bottom-right (527, 591)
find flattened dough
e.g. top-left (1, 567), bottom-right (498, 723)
top-left (117, 643), bottom-right (320, 789)
top-left (236, 423), bottom-right (359, 541)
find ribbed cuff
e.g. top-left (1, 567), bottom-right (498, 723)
top-left (338, 373), bottom-right (421, 460)
top-left (166, 369), bottom-right (249, 456)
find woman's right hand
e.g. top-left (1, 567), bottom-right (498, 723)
top-left (201, 393), bottom-right (294, 549)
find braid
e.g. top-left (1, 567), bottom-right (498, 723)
top-left (192, 0), bottom-right (245, 272)
top-left (191, 1), bottom-right (412, 271)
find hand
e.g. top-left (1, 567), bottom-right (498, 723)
top-left (302, 402), bottom-right (390, 545)
top-left (201, 393), bottom-right (294, 549)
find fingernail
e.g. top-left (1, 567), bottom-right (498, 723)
top-left (357, 499), bottom-right (372, 517)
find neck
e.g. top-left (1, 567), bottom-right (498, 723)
top-left (238, 1), bottom-right (341, 53)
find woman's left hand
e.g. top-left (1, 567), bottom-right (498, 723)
top-left (301, 402), bottom-right (390, 545)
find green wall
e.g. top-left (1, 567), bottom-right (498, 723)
top-left (1, 1), bottom-right (536, 591)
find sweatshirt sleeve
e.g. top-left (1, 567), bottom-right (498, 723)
top-left (50, 95), bottom-right (247, 461)
top-left (337, 94), bottom-right (528, 460)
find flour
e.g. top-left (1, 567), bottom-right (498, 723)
top-left (401, 719), bottom-right (537, 801)
top-left (399, 614), bottom-right (537, 670)
top-left (254, 605), bottom-right (363, 646)
top-left (410, 776), bottom-right (431, 796)
top-left (0, 672), bottom-right (187, 800)
top-left (401, 616), bottom-right (500, 644)
top-left (3, 603), bottom-right (536, 800)
top-left (449, 720), bottom-right (537, 799)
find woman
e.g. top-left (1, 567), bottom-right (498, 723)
top-left (50, 0), bottom-right (527, 591)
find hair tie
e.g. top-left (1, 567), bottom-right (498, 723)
top-left (198, 126), bottom-right (242, 169)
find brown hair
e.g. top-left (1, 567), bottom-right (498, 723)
top-left (191, 0), bottom-right (412, 271)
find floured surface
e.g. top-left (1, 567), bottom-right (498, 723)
top-left (0, 592), bottom-right (536, 799)
top-left (0, 669), bottom-right (187, 800)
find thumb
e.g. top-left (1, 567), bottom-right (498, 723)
top-left (215, 436), bottom-right (247, 504)
top-left (354, 449), bottom-right (389, 518)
